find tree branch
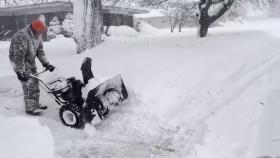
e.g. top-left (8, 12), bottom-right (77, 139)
top-left (209, 0), bottom-right (235, 23)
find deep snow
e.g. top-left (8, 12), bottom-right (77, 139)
top-left (0, 116), bottom-right (54, 158)
top-left (1, 19), bottom-right (280, 158)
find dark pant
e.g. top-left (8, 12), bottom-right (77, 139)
top-left (20, 71), bottom-right (40, 112)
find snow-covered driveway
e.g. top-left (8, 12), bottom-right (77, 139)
top-left (1, 18), bottom-right (280, 158)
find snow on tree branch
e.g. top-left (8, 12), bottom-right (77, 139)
top-left (161, 0), bottom-right (198, 32)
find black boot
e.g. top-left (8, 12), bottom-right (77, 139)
top-left (25, 108), bottom-right (44, 116)
top-left (38, 104), bottom-right (48, 110)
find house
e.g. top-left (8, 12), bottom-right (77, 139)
top-left (134, 9), bottom-right (198, 29)
top-left (0, 1), bottom-right (148, 40)
top-left (134, 10), bottom-right (170, 29)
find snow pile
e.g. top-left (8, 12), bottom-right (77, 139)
top-left (0, 116), bottom-right (54, 158)
top-left (62, 13), bottom-right (74, 38)
top-left (135, 20), bottom-right (164, 35)
top-left (0, 41), bottom-right (13, 77)
top-left (107, 25), bottom-right (139, 37)
top-left (47, 31), bottom-right (57, 41)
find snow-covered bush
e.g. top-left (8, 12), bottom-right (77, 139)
top-left (47, 14), bottom-right (75, 40)
top-left (48, 16), bottom-right (62, 34)
top-left (47, 16), bottom-right (62, 40)
top-left (62, 13), bottom-right (74, 38)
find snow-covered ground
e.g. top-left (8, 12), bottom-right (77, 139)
top-left (1, 18), bottom-right (280, 158)
top-left (0, 116), bottom-right (54, 158)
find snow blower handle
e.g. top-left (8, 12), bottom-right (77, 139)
top-left (27, 69), bottom-right (51, 80)
top-left (35, 69), bottom-right (48, 76)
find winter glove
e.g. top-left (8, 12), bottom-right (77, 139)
top-left (16, 71), bottom-right (29, 82)
top-left (44, 63), bottom-right (55, 72)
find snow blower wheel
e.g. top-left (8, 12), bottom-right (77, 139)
top-left (59, 104), bottom-right (85, 129)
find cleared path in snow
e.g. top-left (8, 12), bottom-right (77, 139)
top-left (253, 66), bottom-right (280, 157)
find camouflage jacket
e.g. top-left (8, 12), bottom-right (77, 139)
top-left (9, 25), bottom-right (49, 73)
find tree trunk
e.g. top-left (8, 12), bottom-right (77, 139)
top-left (198, 0), bottom-right (234, 38)
top-left (169, 17), bottom-right (174, 33)
top-left (178, 22), bottom-right (183, 32)
top-left (74, 0), bottom-right (103, 54)
top-left (199, 22), bottom-right (209, 37)
top-left (171, 25), bottom-right (175, 33)
top-left (198, 5), bottom-right (210, 38)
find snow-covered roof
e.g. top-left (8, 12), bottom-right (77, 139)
top-left (103, 0), bottom-right (138, 8)
top-left (0, 1), bottom-right (149, 16)
top-left (0, 0), bottom-right (68, 8)
top-left (134, 9), bottom-right (165, 18)
top-left (0, 0), bottom-right (139, 8)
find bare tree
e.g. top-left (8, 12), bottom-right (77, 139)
top-left (138, 0), bottom-right (169, 6)
top-left (177, 1), bottom-right (198, 32)
top-left (162, 3), bottom-right (182, 33)
top-left (198, 0), bottom-right (235, 37)
top-left (160, 1), bottom-right (198, 33)
top-left (131, 0), bottom-right (234, 36)
top-left (103, 0), bottom-right (168, 7)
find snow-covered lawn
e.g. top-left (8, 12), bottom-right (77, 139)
top-left (1, 19), bottom-right (280, 158)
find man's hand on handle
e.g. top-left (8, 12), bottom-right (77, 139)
top-left (16, 71), bottom-right (29, 82)
top-left (44, 63), bottom-right (55, 72)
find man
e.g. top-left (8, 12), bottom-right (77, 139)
top-left (9, 19), bottom-right (55, 115)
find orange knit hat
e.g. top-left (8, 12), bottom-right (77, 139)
top-left (31, 19), bottom-right (47, 33)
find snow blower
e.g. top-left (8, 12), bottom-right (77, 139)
top-left (29, 57), bottom-right (128, 129)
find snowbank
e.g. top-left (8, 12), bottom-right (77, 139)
top-left (0, 41), bottom-right (14, 77)
top-left (135, 20), bottom-right (164, 35)
top-left (0, 116), bottom-right (54, 158)
top-left (107, 25), bottom-right (139, 37)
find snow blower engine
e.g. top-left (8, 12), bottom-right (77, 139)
top-left (30, 57), bottom-right (128, 129)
